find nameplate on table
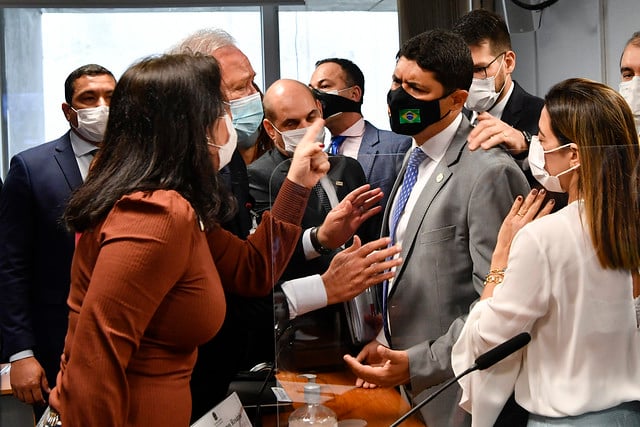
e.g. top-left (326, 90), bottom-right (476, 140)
top-left (191, 392), bottom-right (251, 427)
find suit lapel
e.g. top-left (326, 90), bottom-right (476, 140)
top-left (501, 81), bottom-right (524, 127)
top-left (389, 120), bottom-right (470, 296)
top-left (268, 149), bottom-right (290, 193)
top-left (53, 132), bottom-right (83, 190)
top-left (357, 122), bottom-right (379, 180)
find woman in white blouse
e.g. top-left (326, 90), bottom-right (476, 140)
top-left (452, 78), bottom-right (640, 427)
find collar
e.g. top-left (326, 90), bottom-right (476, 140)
top-left (415, 113), bottom-right (462, 163)
top-left (69, 130), bottom-right (99, 157)
top-left (489, 79), bottom-right (515, 119)
top-left (336, 117), bottom-right (365, 138)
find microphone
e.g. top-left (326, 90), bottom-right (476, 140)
top-left (390, 332), bottom-right (531, 427)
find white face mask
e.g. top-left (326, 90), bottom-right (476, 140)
top-left (465, 57), bottom-right (507, 112)
top-left (528, 135), bottom-right (580, 193)
top-left (71, 105), bottom-right (109, 142)
top-left (619, 76), bottom-right (640, 130)
top-left (208, 115), bottom-right (238, 171)
top-left (270, 122), bottom-right (325, 154)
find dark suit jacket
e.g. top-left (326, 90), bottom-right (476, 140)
top-left (501, 80), bottom-right (544, 135)
top-left (357, 121), bottom-right (412, 210)
top-left (219, 149), bottom-right (254, 238)
top-left (0, 132), bottom-right (81, 387)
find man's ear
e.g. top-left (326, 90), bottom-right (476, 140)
top-left (503, 50), bottom-right (516, 74)
top-left (449, 89), bottom-right (469, 111)
top-left (350, 85), bottom-right (363, 103)
top-left (263, 118), bottom-right (277, 142)
top-left (61, 102), bottom-right (72, 121)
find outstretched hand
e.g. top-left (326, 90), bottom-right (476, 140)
top-left (316, 184), bottom-right (383, 249)
top-left (322, 235), bottom-right (402, 305)
top-left (343, 341), bottom-right (410, 389)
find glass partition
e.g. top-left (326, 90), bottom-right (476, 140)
top-left (262, 151), bottom-right (426, 427)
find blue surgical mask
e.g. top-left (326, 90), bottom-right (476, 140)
top-left (228, 92), bottom-right (263, 149)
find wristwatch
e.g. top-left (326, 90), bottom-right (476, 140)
top-left (521, 130), bottom-right (532, 146)
top-left (310, 226), bottom-right (332, 255)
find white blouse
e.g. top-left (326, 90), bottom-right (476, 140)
top-left (452, 201), bottom-right (640, 426)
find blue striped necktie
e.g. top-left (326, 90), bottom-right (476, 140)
top-left (382, 147), bottom-right (429, 344)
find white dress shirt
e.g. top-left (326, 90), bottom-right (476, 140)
top-left (70, 131), bottom-right (99, 181)
top-left (282, 175), bottom-right (340, 319)
top-left (452, 201), bottom-right (640, 425)
top-left (330, 117), bottom-right (366, 159)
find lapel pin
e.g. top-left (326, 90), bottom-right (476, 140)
top-left (436, 173), bottom-right (444, 183)
top-left (336, 181), bottom-right (344, 187)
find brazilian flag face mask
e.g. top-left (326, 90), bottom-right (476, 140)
top-left (387, 86), bottom-right (451, 136)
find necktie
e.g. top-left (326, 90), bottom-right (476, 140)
top-left (383, 147), bottom-right (428, 344)
top-left (313, 182), bottom-right (333, 214)
top-left (328, 135), bottom-right (347, 155)
top-left (389, 147), bottom-right (428, 243)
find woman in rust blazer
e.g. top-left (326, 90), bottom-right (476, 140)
top-left (47, 54), bottom-right (333, 427)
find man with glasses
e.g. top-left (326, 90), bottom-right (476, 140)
top-left (452, 9), bottom-right (565, 213)
top-left (309, 58), bottom-right (411, 211)
top-left (453, 9), bottom-right (543, 160)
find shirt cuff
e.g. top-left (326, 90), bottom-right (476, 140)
top-left (10, 350), bottom-right (34, 362)
top-left (281, 274), bottom-right (328, 319)
top-left (302, 227), bottom-right (321, 260)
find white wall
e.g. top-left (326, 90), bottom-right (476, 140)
top-left (508, 0), bottom-right (639, 98)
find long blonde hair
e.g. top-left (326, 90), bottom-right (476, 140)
top-left (545, 78), bottom-right (640, 270)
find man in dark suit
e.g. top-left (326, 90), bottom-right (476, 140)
top-left (251, 79), bottom-right (376, 276)
top-left (309, 58), bottom-right (412, 211)
top-left (453, 9), bottom-right (543, 155)
top-left (248, 79), bottom-right (401, 373)
top-left (343, 30), bottom-right (530, 427)
top-left (0, 64), bottom-right (115, 416)
top-left (452, 9), bottom-right (565, 213)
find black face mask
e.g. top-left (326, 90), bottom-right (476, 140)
top-left (313, 88), bottom-right (362, 119)
top-left (387, 86), bottom-right (450, 136)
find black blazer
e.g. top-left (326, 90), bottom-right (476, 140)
top-left (501, 80), bottom-right (544, 135)
top-left (0, 132), bottom-right (82, 387)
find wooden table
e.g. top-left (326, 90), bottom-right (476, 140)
top-left (261, 370), bottom-right (425, 426)
top-left (1, 363), bottom-right (11, 395)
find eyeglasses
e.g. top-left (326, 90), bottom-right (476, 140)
top-left (473, 52), bottom-right (506, 79)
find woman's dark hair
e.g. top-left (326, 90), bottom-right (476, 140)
top-left (65, 53), bottom-right (236, 231)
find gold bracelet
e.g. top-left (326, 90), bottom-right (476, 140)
top-left (484, 268), bottom-right (506, 286)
